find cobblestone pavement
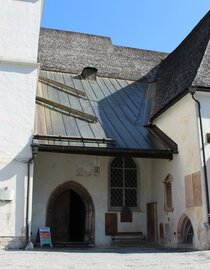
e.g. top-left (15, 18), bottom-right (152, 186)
top-left (0, 248), bottom-right (210, 269)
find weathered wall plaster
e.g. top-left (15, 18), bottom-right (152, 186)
top-left (153, 93), bottom-right (208, 249)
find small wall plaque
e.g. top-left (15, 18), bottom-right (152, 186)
top-left (76, 159), bottom-right (101, 176)
top-left (0, 189), bottom-right (14, 201)
top-left (120, 207), bottom-right (132, 223)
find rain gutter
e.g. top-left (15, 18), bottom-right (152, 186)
top-left (25, 147), bottom-right (37, 248)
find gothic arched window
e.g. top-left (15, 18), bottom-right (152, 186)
top-left (109, 157), bottom-right (138, 210)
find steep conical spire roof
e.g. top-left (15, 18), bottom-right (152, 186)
top-left (151, 10), bottom-right (210, 120)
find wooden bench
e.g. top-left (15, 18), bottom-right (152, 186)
top-left (112, 232), bottom-right (146, 247)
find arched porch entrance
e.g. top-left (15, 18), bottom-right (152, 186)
top-left (46, 181), bottom-right (95, 245)
top-left (177, 213), bottom-right (194, 246)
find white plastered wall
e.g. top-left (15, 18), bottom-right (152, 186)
top-left (31, 153), bottom-right (151, 247)
top-left (0, 64), bottom-right (38, 236)
top-left (0, 0), bottom-right (43, 248)
top-left (152, 93), bottom-right (209, 249)
top-left (196, 91), bottom-right (210, 185)
top-left (0, 0), bottom-right (43, 62)
top-left (196, 91), bottom-right (210, 242)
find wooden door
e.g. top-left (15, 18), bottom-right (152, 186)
top-left (51, 190), bottom-right (70, 242)
top-left (147, 202), bottom-right (158, 243)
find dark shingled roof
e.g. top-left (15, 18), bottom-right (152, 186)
top-left (38, 28), bottom-right (167, 82)
top-left (150, 10), bottom-right (210, 120)
top-left (193, 38), bottom-right (210, 87)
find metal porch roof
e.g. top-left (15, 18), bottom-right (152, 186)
top-left (34, 70), bottom-right (177, 158)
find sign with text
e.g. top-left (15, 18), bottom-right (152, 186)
top-left (38, 227), bottom-right (53, 247)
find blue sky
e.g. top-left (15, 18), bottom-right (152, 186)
top-left (42, 1), bottom-right (210, 53)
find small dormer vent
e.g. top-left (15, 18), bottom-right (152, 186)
top-left (81, 65), bottom-right (98, 80)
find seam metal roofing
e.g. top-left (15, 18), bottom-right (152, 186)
top-left (34, 70), bottom-right (177, 159)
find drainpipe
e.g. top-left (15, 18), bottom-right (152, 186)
top-left (25, 146), bottom-right (38, 249)
top-left (190, 88), bottom-right (210, 224)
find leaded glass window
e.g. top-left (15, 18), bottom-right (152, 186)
top-left (110, 157), bottom-right (138, 209)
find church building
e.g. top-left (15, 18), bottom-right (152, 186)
top-left (1, 1), bottom-right (210, 250)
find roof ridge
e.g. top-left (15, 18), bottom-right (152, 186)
top-left (113, 44), bottom-right (168, 55)
top-left (40, 27), bottom-right (168, 55)
top-left (38, 28), bottom-right (165, 81)
top-left (40, 27), bottom-right (113, 43)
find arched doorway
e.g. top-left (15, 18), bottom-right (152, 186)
top-left (177, 214), bottom-right (194, 246)
top-left (46, 181), bottom-right (95, 245)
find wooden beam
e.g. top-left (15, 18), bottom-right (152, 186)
top-left (39, 76), bottom-right (86, 97)
top-left (33, 134), bottom-right (115, 144)
top-left (36, 96), bottom-right (98, 123)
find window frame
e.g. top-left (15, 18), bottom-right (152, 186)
top-left (108, 156), bottom-right (140, 212)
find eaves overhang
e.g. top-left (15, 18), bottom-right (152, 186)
top-left (193, 85), bottom-right (210, 92)
top-left (151, 85), bottom-right (210, 122)
top-left (150, 90), bottom-right (189, 122)
top-left (32, 143), bottom-right (177, 160)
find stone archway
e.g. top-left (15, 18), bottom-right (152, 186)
top-left (46, 181), bottom-right (95, 245)
top-left (177, 213), bottom-right (194, 245)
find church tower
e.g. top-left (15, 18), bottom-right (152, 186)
top-left (0, 0), bottom-right (43, 248)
